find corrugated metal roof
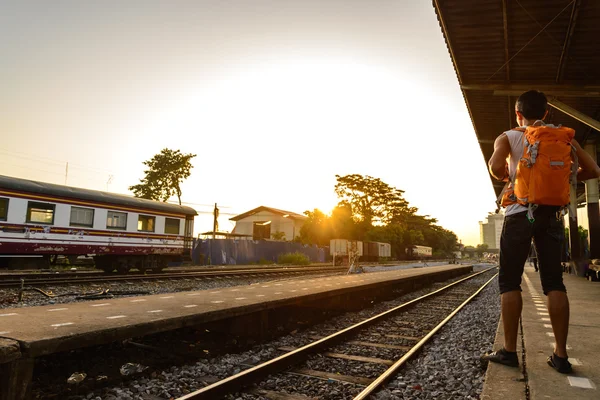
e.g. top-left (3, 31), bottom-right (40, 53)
top-left (433, 0), bottom-right (600, 197)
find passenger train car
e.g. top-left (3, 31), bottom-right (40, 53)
top-left (0, 175), bottom-right (197, 272)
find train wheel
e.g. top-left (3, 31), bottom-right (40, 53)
top-left (117, 263), bottom-right (130, 274)
top-left (134, 259), bottom-right (147, 274)
top-left (152, 258), bottom-right (168, 273)
top-left (95, 258), bottom-right (115, 273)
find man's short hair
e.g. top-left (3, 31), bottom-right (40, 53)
top-left (516, 90), bottom-right (547, 120)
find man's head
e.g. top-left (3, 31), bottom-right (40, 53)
top-left (515, 90), bottom-right (548, 126)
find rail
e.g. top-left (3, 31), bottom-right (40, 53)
top-left (177, 266), bottom-right (498, 399)
top-left (0, 265), bottom-right (349, 288)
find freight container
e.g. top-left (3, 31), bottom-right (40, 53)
top-left (330, 239), bottom-right (363, 256)
top-left (406, 245), bottom-right (432, 258)
top-left (378, 242), bottom-right (391, 258)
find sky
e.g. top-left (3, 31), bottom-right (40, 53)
top-left (0, 0), bottom-right (498, 245)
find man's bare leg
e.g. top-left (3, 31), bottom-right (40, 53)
top-left (502, 290), bottom-right (523, 352)
top-left (547, 290), bottom-right (570, 358)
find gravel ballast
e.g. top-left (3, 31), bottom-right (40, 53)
top-left (53, 264), bottom-right (500, 400)
top-left (373, 273), bottom-right (500, 400)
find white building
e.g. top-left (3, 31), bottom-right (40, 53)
top-left (230, 206), bottom-right (307, 241)
top-left (479, 212), bottom-right (504, 251)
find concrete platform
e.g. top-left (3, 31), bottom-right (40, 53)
top-left (0, 264), bottom-right (470, 400)
top-left (482, 266), bottom-right (600, 399)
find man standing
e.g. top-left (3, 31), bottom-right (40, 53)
top-left (481, 90), bottom-right (600, 373)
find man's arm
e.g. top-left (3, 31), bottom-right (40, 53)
top-left (573, 139), bottom-right (600, 181)
top-left (488, 133), bottom-right (510, 181)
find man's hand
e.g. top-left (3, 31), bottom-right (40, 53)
top-left (573, 139), bottom-right (600, 181)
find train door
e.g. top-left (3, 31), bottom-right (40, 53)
top-left (184, 216), bottom-right (194, 255)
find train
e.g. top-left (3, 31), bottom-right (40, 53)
top-left (406, 245), bottom-right (433, 259)
top-left (0, 175), bottom-right (197, 272)
top-left (329, 239), bottom-right (391, 262)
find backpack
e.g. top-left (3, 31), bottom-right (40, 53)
top-left (498, 124), bottom-right (578, 219)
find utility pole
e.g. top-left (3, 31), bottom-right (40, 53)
top-left (64, 162), bottom-right (69, 185)
top-left (213, 203), bottom-right (219, 239)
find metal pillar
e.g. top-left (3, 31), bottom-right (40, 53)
top-left (569, 189), bottom-right (582, 260)
top-left (585, 143), bottom-right (600, 259)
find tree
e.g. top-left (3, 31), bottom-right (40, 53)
top-left (129, 149), bottom-right (196, 205)
top-left (463, 246), bottom-right (476, 258)
top-left (298, 209), bottom-right (330, 246)
top-left (476, 243), bottom-right (489, 257)
top-left (295, 175), bottom-right (460, 259)
top-left (334, 174), bottom-right (412, 226)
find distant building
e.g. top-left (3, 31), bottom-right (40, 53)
top-left (230, 206), bottom-right (307, 241)
top-left (479, 212), bottom-right (504, 251)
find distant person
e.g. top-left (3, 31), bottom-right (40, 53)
top-left (529, 243), bottom-right (538, 272)
top-left (481, 90), bottom-right (600, 374)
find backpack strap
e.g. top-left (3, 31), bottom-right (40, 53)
top-left (495, 182), bottom-right (509, 213)
top-left (494, 128), bottom-right (525, 212)
top-left (567, 144), bottom-right (580, 221)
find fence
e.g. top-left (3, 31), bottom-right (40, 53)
top-left (192, 239), bottom-right (327, 265)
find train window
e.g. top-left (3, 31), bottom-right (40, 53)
top-left (70, 206), bottom-right (94, 227)
top-left (107, 211), bottom-right (127, 230)
top-left (138, 215), bottom-right (155, 232)
top-left (26, 201), bottom-right (55, 224)
top-left (0, 198), bottom-right (8, 221)
top-left (165, 218), bottom-right (180, 234)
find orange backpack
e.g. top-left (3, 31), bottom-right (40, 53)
top-left (500, 124), bottom-right (577, 213)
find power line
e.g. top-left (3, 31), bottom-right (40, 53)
top-left (0, 148), bottom-right (116, 175)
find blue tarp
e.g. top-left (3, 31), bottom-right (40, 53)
top-left (192, 239), bottom-right (326, 265)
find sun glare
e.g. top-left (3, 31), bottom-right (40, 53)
top-left (134, 57), bottom-right (483, 239)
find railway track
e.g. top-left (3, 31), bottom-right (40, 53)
top-left (0, 265), bottom-right (349, 288)
top-left (177, 267), bottom-right (498, 400)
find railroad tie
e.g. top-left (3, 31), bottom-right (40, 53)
top-left (288, 368), bottom-right (374, 386)
top-left (248, 388), bottom-right (318, 400)
top-left (277, 346), bottom-right (394, 366)
top-left (308, 335), bottom-right (412, 351)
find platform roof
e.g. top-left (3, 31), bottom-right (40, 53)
top-left (432, 0), bottom-right (600, 198)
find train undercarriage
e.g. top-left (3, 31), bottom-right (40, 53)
top-left (0, 254), bottom-right (181, 273)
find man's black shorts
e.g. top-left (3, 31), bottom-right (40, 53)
top-left (499, 206), bottom-right (566, 295)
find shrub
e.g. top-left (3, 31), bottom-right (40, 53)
top-left (277, 252), bottom-right (310, 265)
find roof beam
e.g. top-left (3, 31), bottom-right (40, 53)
top-left (462, 84), bottom-right (600, 97)
top-left (502, 0), bottom-right (510, 82)
top-left (548, 99), bottom-right (600, 133)
top-left (493, 90), bottom-right (600, 97)
top-left (556, 0), bottom-right (582, 83)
